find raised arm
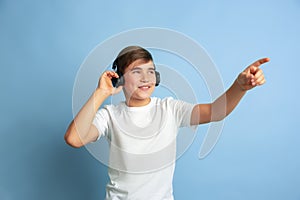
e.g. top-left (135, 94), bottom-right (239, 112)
top-left (64, 71), bottom-right (122, 148)
top-left (191, 58), bottom-right (270, 125)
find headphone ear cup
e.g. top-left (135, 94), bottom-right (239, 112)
top-left (112, 75), bottom-right (124, 88)
top-left (118, 76), bottom-right (124, 87)
top-left (155, 71), bottom-right (160, 86)
top-left (111, 63), bottom-right (124, 87)
top-left (111, 77), bottom-right (118, 87)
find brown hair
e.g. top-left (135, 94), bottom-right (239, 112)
top-left (112, 46), bottom-right (153, 75)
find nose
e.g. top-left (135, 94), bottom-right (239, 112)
top-left (140, 72), bottom-right (150, 83)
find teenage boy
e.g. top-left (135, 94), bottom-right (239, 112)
top-left (65, 46), bottom-right (269, 200)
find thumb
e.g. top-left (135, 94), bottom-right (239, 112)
top-left (249, 66), bottom-right (257, 74)
top-left (112, 85), bottom-right (123, 95)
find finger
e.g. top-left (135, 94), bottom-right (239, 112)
top-left (250, 66), bottom-right (258, 74)
top-left (106, 71), bottom-right (117, 77)
top-left (260, 79), bottom-right (266, 85)
top-left (250, 57), bottom-right (270, 68)
top-left (254, 68), bottom-right (263, 79)
top-left (255, 75), bottom-right (265, 85)
top-left (105, 71), bottom-right (119, 79)
top-left (112, 85), bottom-right (123, 95)
top-left (246, 70), bottom-right (254, 80)
top-left (256, 78), bottom-right (266, 86)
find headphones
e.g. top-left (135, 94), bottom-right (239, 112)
top-left (111, 63), bottom-right (160, 88)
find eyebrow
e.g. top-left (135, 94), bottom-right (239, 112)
top-left (131, 66), bottom-right (155, 71)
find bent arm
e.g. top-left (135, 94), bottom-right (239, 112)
top-left (64, 89), bottom-right (110, 148)
top-left (64, 71), bottom-right (122, 148)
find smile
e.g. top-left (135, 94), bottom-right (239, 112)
top-left (138, 85), bottom-right (151, 90)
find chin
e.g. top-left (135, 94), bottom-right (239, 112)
top-left (134, 94), bottom-right (151, 100)
top-left (125, 87), bottom-right (154, 101)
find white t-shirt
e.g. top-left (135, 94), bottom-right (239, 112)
top-left (93, 97), bottom-right (195, 200)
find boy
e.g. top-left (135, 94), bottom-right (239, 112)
top-left (65, 46), bottom-right (269, 199)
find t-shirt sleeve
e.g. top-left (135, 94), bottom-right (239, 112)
top-left (92, 108), bottom-right (109, 140)
top-left (168, 98), bottom-right (196, 128)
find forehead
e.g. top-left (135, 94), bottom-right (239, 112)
top-left (125, 59), bottom-right (154, 72)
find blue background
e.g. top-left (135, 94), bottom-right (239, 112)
top-left (1, 0), bottom-right (299, 199)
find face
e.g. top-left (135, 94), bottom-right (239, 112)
top-left (122, 59), bottom-right (156, 106)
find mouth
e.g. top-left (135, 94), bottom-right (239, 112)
top-left (138, 85), bottom-right (152, 90)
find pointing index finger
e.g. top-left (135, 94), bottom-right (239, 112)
top-left (251, 57), bottom-right (270, 67)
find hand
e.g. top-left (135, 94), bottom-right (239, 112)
top-left (97, 71), bottom-right (123, 95)
top-left (236, 58), bottom-right (270, 91)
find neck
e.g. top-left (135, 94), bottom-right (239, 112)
top-left (126, 97), bottom-right (151, 107)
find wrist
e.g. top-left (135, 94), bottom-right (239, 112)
top-left (94, 88), bottom-right (111, 99)
top-left (91, 88), bottom-right (111, 111)
top-left (235, 78), bottom-right (247, 92)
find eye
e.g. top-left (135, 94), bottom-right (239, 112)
top-left (132, 70), bottom-right (141, 74)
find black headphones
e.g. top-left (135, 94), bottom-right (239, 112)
top-left (111, 63), bottom-right (160, 88)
